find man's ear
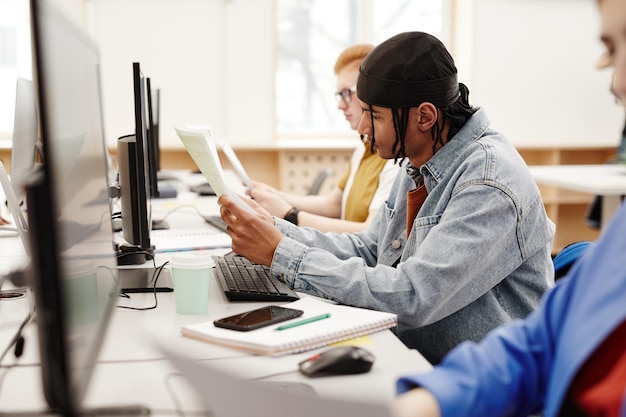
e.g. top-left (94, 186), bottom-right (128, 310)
top-left (414, 103), bottom-right (438, 131)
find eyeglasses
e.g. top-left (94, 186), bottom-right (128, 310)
top-left (334, 86), bottom-right (357, 104)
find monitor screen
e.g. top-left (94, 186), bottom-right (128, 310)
top-left (28, 0), bottom-right (130, 414)
top-left (150, 83), bottom-right (161, 172)
top-left (146, 77), bottom-right (160, 198)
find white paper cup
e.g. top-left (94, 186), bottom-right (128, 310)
top-left (169, 252), bottom-right (213, 315)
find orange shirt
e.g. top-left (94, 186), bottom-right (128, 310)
top-left (406, 178), bottom-right (427, 239)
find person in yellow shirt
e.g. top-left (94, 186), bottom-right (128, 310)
top-left (250, 44), bottom-right (401, 233)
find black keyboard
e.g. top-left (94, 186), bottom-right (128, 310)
top-left (212, 255), bottom-right (300, 302)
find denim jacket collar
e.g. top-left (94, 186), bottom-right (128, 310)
top-left (410, 107), bottom-right (490, 189)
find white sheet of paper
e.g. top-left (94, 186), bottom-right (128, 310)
top-left (159, 343), bottom-right (395, 417)
top-left (175, 127), bottom-right (253, 212)
top-left (216, 136), bottom-right (253, 191)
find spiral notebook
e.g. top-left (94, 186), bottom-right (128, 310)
top-left (181, 297), bottom-right (398, 356)
top-left (150, 229), bottom-right (231, 253)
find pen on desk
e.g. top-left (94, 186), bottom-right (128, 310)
top-left (275, 313), bottom-right (331, 331)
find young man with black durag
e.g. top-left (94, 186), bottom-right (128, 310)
top-left (218, 31), bottom-right (555, 365)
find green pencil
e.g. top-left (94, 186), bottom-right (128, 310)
top-left (274, 313), bottom-right (331, 331)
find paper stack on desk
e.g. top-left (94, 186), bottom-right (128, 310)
top-left (181, 297), bottom-right (398, 356)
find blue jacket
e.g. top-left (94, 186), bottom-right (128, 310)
top-left (271, 108), bottom-right (555, 364)
top-left (397, 203), bottom-right (626, 417)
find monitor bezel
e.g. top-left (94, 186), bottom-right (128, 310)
top-left (28, 0), bottom-right (123, 413)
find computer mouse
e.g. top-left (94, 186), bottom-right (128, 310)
top-left (298, 346), bottom-right (375, 377)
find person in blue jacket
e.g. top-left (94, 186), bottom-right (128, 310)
top-left (393, 205), bottom-right (625, 416)
top-left (391, 1), bottom-right (626, 415)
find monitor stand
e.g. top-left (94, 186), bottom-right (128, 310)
top-left (5, 405), bottom-right (152, 416)
top-left (115, 244), bottom-right (172, 293)
top-left (116, 244), bottom-right (153, 266)
top-left (80, 405), bottom-right (152, 416)
top-left (117, 263), bottom-right (173, 294)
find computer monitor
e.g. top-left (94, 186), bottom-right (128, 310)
top-left (144, 80), bottom-right (177, 199)
top-left (145, 77), bottom-right (160, 198)
top-left (117, 62), bottom-right (154, 264)
top-left (28, 0), bottom-right (148, 414)
top-left (152, 85), bottom-right (161, 172)
top-left (10, 76), bottom-right (41, 208)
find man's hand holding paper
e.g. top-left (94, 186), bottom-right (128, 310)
top-left (218, 194), bottom-right (282, 266)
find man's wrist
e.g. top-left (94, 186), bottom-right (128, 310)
top-left (284, 207), bottom-right (300, 225)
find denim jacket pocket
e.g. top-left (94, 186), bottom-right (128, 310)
top-left (410, 214), bottom-right (442, 246)
top-left (380, 200), bottom-right (396, 226)
top-left (384, 199), bottom-right (395, 215)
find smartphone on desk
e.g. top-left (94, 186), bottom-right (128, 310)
top-left (214, 306), bottom-right (304, 331)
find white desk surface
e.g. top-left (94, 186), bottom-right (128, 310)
top-left (528, 164), bottom-right (626, 195)
top-left (0, 186), bottom-right (432, 416)
top-left (529, 164), bottom-right (626, 229)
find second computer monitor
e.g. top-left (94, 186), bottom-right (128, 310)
top-left (117, 62), bottom-right (153, 261)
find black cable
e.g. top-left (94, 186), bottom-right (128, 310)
top-left (0, 309), bottom-right (34, 365)
top-left (13, 336), bottom-right (24, 358)
top-left (116, 252), bottom-right (169, 311)
top-left (96, 251), bottom-right (164, 310)
top-left (155, 204), bottom-right (208, 224)
top-left (0, 308), bottom-right (35, 398)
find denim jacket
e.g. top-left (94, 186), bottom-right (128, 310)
top-left (272, 108), bottom-right (555, 364)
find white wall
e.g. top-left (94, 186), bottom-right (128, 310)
top-left (89, 0), bottom-right (623, 150)
top-left (465, 0), bottom-right (622, 148)
top-left (90, 0), bottom-right (274, 149)
top-left (48, 0), bottom-right (88, 30)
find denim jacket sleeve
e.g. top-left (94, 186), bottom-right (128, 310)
top-left (272, 175), bottom-right (548, 327)
top-left (271, 215), bottom-right (387, 299)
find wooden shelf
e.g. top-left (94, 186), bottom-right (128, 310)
top-left (175, 143), bottom-right (612, 254)
top-left (517, 146), bottom-right (614, 254)
top-left (3, 143), bottom-right (615, 255)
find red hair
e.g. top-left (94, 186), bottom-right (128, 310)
top-left (334, 43), bottom-right (374, 74)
